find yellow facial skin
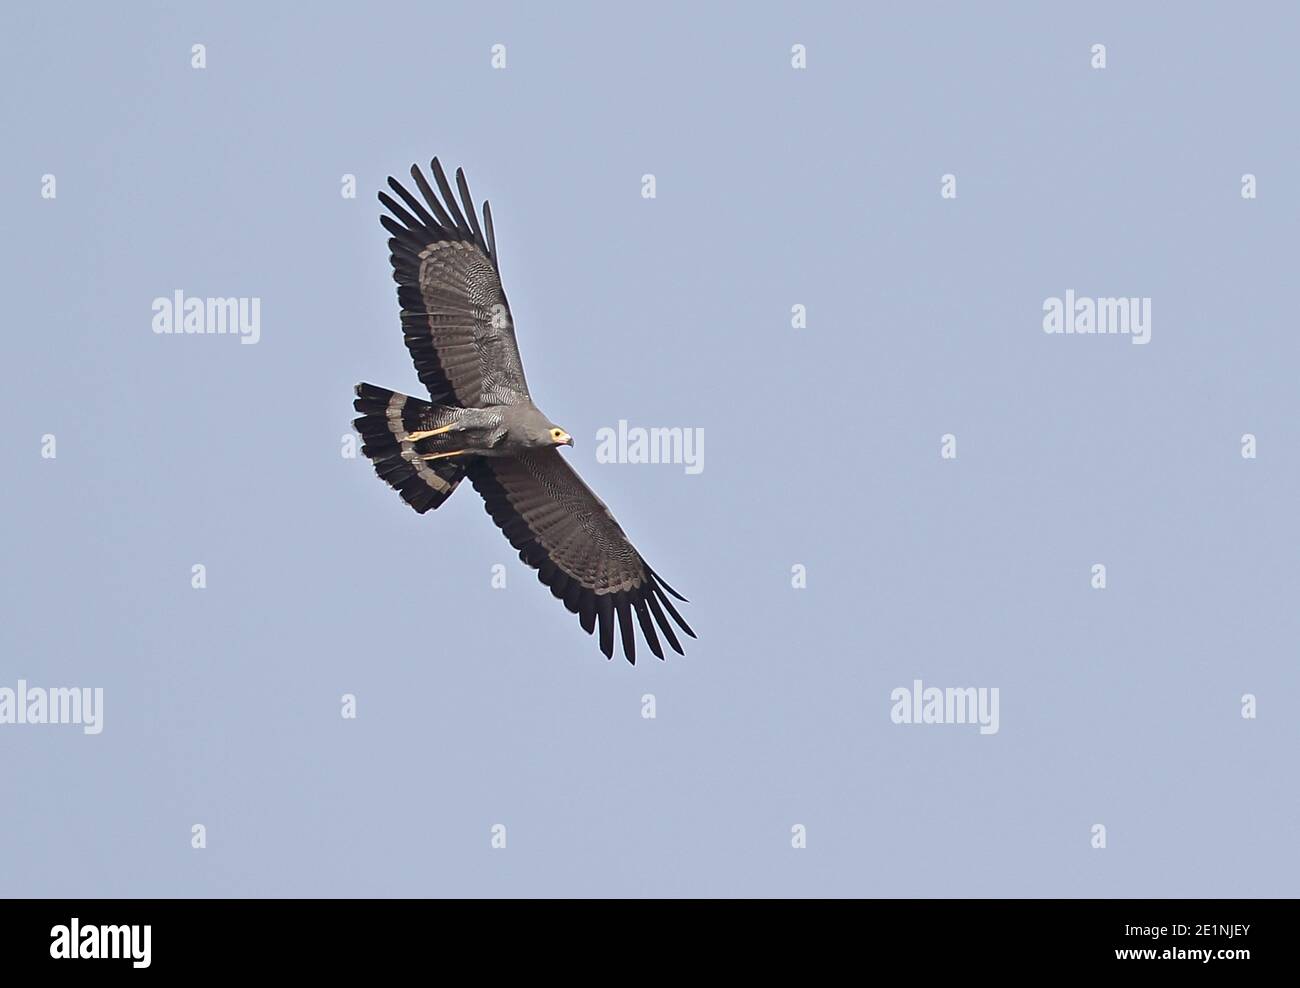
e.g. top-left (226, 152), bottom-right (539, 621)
top-left (550, 428), bottom-right (574, 447)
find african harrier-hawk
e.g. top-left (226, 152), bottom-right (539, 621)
top-left (351, 159), bottom-right (695, 663)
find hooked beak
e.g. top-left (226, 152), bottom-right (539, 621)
top-left (555, 431), bottom-right (574, 447)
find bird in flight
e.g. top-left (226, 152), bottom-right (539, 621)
top-left (352, 159), bottom-right (695, 663)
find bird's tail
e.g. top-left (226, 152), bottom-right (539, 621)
top-left (352, 383), bottom-right (466, 513)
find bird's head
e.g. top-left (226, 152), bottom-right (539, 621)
top-left (521, 410), bottom-right (574, 448)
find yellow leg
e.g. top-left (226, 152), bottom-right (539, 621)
top-left (419, 449), bottom-right (467, 461)
top-left (406, 424), bottom-right (456, 442)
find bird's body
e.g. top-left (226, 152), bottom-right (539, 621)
top-left (351, 159), bottom-right (694, 663)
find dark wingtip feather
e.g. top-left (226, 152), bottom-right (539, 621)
top-left (615, 594), bottom-right (636, 665)
top-left (386, 175), bottom-right (440, 231)
top-left (431, 158), bottom-right (471, 235)
top-left (645, 591), bottom-right (683, 655)
top-left (482, 200), bottom-right (498, 270)
top-left (648, 567), bottom-right (689, 602)
top-left (377, 190), bottom-right (421, 232)
top-left (632, 594), bottom-right (664, 660)
top-left (409, 163), bottom-right (457, 231)
top-left (455, 167), bottom-right (485, 250)
top-left (654, 584), bottom-right (696, 639)
top-left (597, 595), bottom-right (615, 659)
top-left (379, 214), bottom-right (416, 243)
top-left (579, 593), bottom-right (597, 635)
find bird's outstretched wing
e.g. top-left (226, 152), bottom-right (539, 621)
top-left (467, 450), bottom-right (696, 663)
top-left (379, 159), bottom-right (531, 407)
